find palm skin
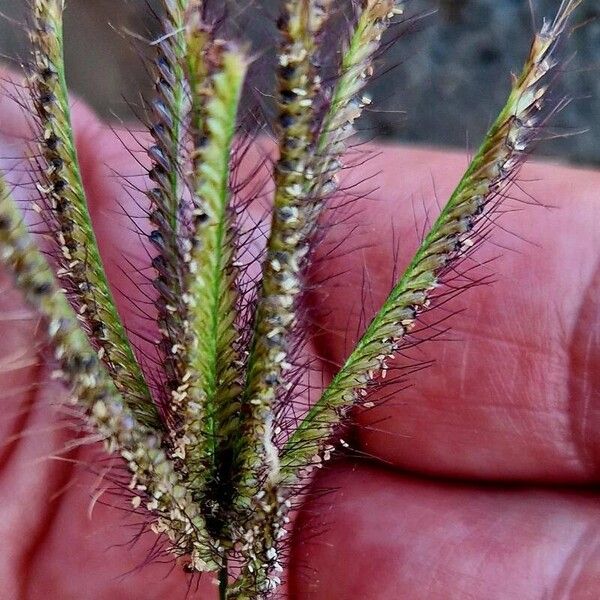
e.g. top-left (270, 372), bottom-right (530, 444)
top-left (0, 87), bottom-right (598, 599)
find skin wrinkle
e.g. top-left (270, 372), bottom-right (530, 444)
top-left (480, 301), bottom-right (579, 472)
top-left (568, 260), bottom-right (600, 476)
top-left (358, 316), bottom-right (583, 479)
top-left (551, 523), bottom-right (600, 599)
top-left (289, 462), bottom-right (600, 600)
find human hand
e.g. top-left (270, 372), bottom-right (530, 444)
top-left (289, 146), bottom-right (600, 598)
top-left (0, 87), bottom-right (598, 599)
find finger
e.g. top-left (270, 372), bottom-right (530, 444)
top-left (308, 145), bottom-right (600, 482)
top-left (289, 460), bottom-right (600, 599)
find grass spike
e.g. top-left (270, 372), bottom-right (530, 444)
top-left (228, 2), bottom-right (333, 594)
top-left (312, 0), bottom-right (404, 197)
top-left (30, 0), bottom-right (158, 427)
top-left (179, 44), bottom-right (248, 539)
top-left (280, 0), bottom-right (583, 483)
top-left (0, 175), bottom-right (217, 572)
top-left (237, 0), bottom-right (332, 513)
top-left (148, 0), bottom-right (194, 417)
top-left (237, 0), bottom-right (403, 499)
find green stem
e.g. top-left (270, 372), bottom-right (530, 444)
top-left (219, 557), bottom-right (229, 600)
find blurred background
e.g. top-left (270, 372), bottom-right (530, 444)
top-left (0, 0), bottom-right (598, 164)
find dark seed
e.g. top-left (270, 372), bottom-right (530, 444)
top-left (149, 208), bottom-right (168, 229)
top-left (153, 277), bottom-right (175, 301)
top-left (278, 206), bottom-right (295, 221)
top-left (61, 216), bottom-right (73, 232)
top-left (70, 353), bottom-right (97, 373)
top-left (147, 188), bottom-right (163, 204)
top-left (40, 67), bottom-right (56, 80)
top-left (152, 100), bottom-right (174, 129)
top-left (194, 134), bottom-right (208, 148)
top-left (71, 262), bottom-right (85, 276)
top-left (149, 230), bottom-right (164, 248)
top-left (276, 13), bottom-right (289, 31)
top-left (149, 166), bottom-right (168, 186)
top-left (40, 92), bottom-right (56, 105)
top-left (156, 57), bottom-right (174, 84)
top-left (55, 197), bottom-right (68, 214)
top-left (45, 133), bottom-right (60, 150)
top-left (53, 179), bottom-right (67, 193)
top-left (279, 113), bottom-right (296, 128)
top-left (194, 212), bottom-right (209, 226)
top-left (283, 136), bottom-right (299, 150)
top-left (150, 123), bottom-right (168, 146)
top-left (265, 373), bottom-right (279, 385)
top-left (149, 145), bottom-right (170, 171)
top-left (273, 250), bottom-right (289, 264)
top-left (279, 64), bottom-right (296, 80)
top-left (81, 355), bottom-right (97, 371)
top-left (152, 254), bottom-right (168, 275)
top-left (156, 79), bottom-right (175, 105)
top-left (166, 378), bottom-right (179, 391)
top-left (50, 157), bottom-right (63, 171)
top-left (278, 160), bottom-right (295, 173)
top-left (33, 281), bottom-right (52, 295)
top-left (280, 88), bottom-right (297, 104)
top-left (91, 322), bottom-right (106, 337)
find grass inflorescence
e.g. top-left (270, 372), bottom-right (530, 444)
top-left (0, 0), bottom-right (585, 597)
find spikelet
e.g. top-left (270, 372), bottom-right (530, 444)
top-left (166, 2), bottom-right (212, 471)
top-left (0, 175), bottom-right (217, 571)
top-left (30, 0), bottom-right (156, 426)
top-left (280, 0), bottom-right (583, 483)
top-left (236, 0), bottom-right (403, 501)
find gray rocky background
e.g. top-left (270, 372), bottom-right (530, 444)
top-left (0, 0), bottom-right (597, 164)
